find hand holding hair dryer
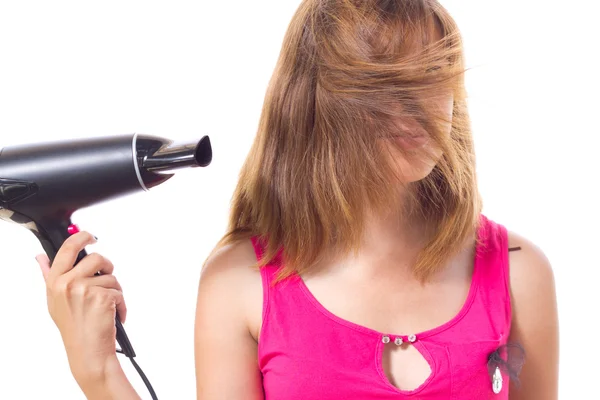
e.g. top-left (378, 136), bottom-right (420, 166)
top-left (0, 133), bottom-right (212, 399)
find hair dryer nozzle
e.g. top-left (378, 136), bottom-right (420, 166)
top-left (141, 135), bottom-right (212, 172)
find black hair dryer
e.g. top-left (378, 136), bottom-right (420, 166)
top-left (0, 133), bottom-right (212, 399)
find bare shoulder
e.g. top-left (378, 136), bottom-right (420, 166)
top-left (506, 230), bottom-right (559, 400)
top-left (194, 239), bottom-right (265, 399)
top-left (507, 230), bottom-right (556, 297)
top-left (201, 239), bottom-right (261, 288)
top-left (198, 239), bottom-right (263, 339)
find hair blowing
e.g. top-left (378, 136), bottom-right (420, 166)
top-left (216, 0), bottom-right (482, 282)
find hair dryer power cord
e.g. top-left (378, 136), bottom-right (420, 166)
top-left (116, 348), bottom-right (158, 399)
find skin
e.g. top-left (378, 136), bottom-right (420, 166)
top-left (35, 101), bottom-right (558, 400)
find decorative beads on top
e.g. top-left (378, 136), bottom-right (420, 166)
top-left (381, 334), bottom-right (418, 345)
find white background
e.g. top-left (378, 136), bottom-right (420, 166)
top-left (0, 1), bottom-right (597, 398)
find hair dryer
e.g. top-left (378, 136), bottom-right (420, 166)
top-left (0, 133), bottom-right (212, 399)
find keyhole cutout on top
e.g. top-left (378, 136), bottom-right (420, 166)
top-left (381, 337), bottom-right (432, 391)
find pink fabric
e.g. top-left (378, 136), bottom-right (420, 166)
top-left (251, 214), bottom-right (511, 399)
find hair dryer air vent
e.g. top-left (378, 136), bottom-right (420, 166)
top-left (141, 135), bottom-right (212, 172)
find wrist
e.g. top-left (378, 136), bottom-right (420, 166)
top-left (76, 356), bottom-right (141, 400)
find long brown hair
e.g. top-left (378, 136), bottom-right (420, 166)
top-left (217, 0), bottom-right (481, 282)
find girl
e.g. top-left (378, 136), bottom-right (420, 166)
top-left (36, 0), bottom-right (559, 399)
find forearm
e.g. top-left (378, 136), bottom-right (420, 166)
top-left (77, 356), bottom-right (141, 400)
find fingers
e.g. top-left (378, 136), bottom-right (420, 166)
top-left (85, 273), bottom-right (122, 291)
top-left (51, 280), bottom-right (128, 324)
top-left (114, 289), bottom-right (127, 324)
top-left (49, 231), bottom-right (97, 278)
top-left (85, 276), bottom-right (127, 322)
top-left (72, 252), bottom-right (115, 279)
top-left (40, 231), bottom-right (128, 323)
top-left (64, 255), bottom-right (126, 321)
top-left (102, 287), bottom-right (127, 324)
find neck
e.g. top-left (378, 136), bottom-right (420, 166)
top-left (360, 205), bottom-right (431, 258)
top-left (357, 191), bottom-right (434, 265)
top-left (317, 184), bottom-right (436, 279)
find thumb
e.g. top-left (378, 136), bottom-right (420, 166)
top-left (35, 254), bottom-right (51, 281)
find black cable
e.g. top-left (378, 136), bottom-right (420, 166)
top-left (129, 356), bottom-right (158, 400)
top-left (117, 348), bottom-right (158, 400)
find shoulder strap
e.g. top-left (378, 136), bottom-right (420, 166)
top-left (477, 214), bottom-right (512, 331)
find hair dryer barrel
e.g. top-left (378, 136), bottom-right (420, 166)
top-left (0, 133), bottom-right (212, 219)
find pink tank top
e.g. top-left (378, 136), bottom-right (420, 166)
top-left (251, 214), bottom-right (512, 399)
